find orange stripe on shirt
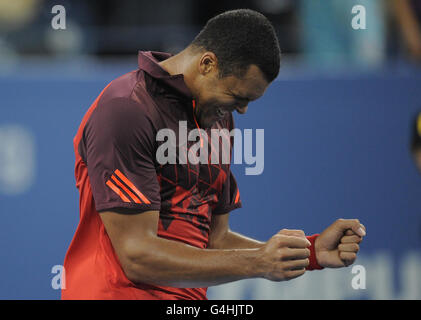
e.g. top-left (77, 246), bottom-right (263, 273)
top-left (111, 175), bottom-right (141, 204)
top-left (234, 189), bottom-right (240, 204)
top-left (106, 180), bottom-right (131, 203)
top-left (192, 99), bottom-right (204, 148)
top-left (114, 169), bottom-right (151, 204)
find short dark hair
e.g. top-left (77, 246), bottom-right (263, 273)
top-left (411, 112), bottom-right (421, 153)
top-left (190, 9), bottom-right (281, 83)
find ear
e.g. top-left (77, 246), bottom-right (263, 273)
top-left (198, 52), bottom-right (218, 76)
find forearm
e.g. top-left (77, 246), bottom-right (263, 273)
top-left (209, 230), bottom-right (265, 250)
top-left (210, 230), bottom-right (322, 271)
top-left (124, 235), bottom-right (262, 288)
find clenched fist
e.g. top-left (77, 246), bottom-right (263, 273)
top-left (315, 219), bottom-right (366, 268)
top-left (257, 229), bottom-right (311, 282)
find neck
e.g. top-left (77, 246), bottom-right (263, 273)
top-left (158, 48), bottom-right (192, 76)
top-left (159, 47), bottom-right (198, 100)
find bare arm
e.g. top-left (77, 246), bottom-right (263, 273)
top-left (208, 214), bottom-right (367, 271)
top-left (207, 213), bottom-right (323, 271)
top-left (100, 210), bottom-right (311, 288)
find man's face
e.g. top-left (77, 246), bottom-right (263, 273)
top-left (193, 58), bottom-right (270, 128)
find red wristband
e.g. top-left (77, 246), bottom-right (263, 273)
top-left (306, 234), bottom-right (324, 270)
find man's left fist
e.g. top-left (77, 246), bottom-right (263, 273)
top-left (315, 219), bottom-right (366, 268)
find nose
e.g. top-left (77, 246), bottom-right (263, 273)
top-left (235, 105), bottom-right (248, 114)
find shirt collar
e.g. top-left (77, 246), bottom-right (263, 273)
top-left (138, 51), bottom-right (193, 100)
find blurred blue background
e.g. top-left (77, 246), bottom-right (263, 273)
top-left (1, 0), bottom-right (421, 299)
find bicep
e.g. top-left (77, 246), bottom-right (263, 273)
top-left (99, 210), bottom-right (160, 265)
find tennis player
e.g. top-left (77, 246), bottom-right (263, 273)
top-left (62, 9), bottom-right (365, 300)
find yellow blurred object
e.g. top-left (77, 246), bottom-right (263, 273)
top-left (0, 0), bottom-right (40, 31)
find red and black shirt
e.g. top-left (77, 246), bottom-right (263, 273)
top-left (62, 51), bottom-right (242, 300)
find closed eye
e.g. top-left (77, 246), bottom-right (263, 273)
top-left (233, 95), bottom-right (250, 103)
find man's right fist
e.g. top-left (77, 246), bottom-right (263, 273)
top-left (257, 229), bottom-right (311, 282)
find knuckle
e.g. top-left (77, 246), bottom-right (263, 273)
top-left (273, 235), bottom-right (281, 242)
top-left (276, 237), bottom-right (286, 246)
top-left (272, 235), bottom-right (282, 244)
top-left (278, 250), bottom-right (285, 260)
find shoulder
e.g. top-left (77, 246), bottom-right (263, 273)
top-left (99, 70), bottom-right (158, 118)
top-left (87, 72), bottom-right (161, 136)
top-left (85, 95), bottom-right (157, 150)
top-left (95, 96), bottom-right (148, 126)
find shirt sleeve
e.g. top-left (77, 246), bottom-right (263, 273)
top-left (212, 113), bottom-right (242, 215)
top-left (212, 170), bottom-right (242, 214)
top-left (82, 96), bottom-right (161, 213)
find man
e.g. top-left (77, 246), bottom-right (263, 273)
top-left (62, 9), bottom-right (366, 300)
